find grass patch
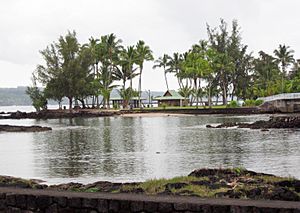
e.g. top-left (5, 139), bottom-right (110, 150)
top-left (254, 175), bottom-right (295, 184)
top-left (121, 176), bottom-right (209, 195)
top-left (173, 185), bottom-right (229, 197)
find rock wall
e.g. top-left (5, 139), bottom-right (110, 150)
top-left (0, 187), bottom-right (299, 212)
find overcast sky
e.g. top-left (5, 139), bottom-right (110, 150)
top-left (1, 0), bottom-right (300, 91)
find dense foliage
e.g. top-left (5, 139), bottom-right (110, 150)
top-left (157, 19), bottom-right (300, 107)
top-left (28, 31), bottom-right (153, 110)
top-left (27, 19), bottom-right (300, 110)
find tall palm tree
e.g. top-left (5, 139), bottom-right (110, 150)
top-left (153, 54), bottom-right (171, 91)
top-left (98, 33), bottom-right (123, 108)
top-left (166, 52), bottom-right (183, 89)
top-left (119, 46), bottom-right (139, 108)
top-left (274, 44), bottom-right (294, 93)
top-left (120, 46), bottom-right (138, 89)
top-left (136, 40), bottom-right (154, 107)
top-left (84, 37), bottom-right (100, 107)
top-left (114, 64), bottom-right (130, 90)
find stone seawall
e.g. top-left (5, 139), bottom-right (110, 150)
top-left (0, 187), bottom-right (299, 213)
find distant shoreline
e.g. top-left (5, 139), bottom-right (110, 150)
top-left (0, 107), bottom-right (266, 119)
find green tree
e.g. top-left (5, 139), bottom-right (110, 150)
top-left (118, 87), bottom-right (139, 109)
top-left (178, 85), bottom-right (192, 106)
top-left (85, 37), bottom-right (100, 107)
top-left (36, 31), bottom-right (94, 110)
top-left (274, 44), bottom-right (295, 93)
top-left (120, 46), bottom-right (138, 89)
top-left (252, 51), bottom-right (280, 97)
top-left (207, 19), bottom-right (233, 105)
top-left (26, 75), bottom-right (47, 112)
top-left (167, 53), bottom-right (184, 89)
top-left (98, 33), bottom-right (123, 108)
top-left (153, 54), bottom-right (171, 91)
top-left (136, 40), bottom-right (154, 107)
top-left (181, 42), bottom-right (211, 107)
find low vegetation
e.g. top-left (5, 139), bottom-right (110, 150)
top-left (1, 168), bottom-right (299, 201)
top-left (115, 168), bottom-right (300, 201)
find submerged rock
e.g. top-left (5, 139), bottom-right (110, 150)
top-left (0, 110), bottom-right (121, 120)
top-left (206, 116), bottom-right (300, 129)
top-left (0, 124), bottom-right (52, 132)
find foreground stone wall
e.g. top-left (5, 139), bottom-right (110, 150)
top-left (0, 187), bottom-right (299, 213)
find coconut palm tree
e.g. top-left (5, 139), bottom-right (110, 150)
top-left (118, 46), bottom-right (139, 108)
top-left (98, 34), bottom-right (123, 108)
top-left (178, 85), bottom-right (192, 106)
top-left (136, 40), bottom-right (154, 107)
top-left (120, 46), bottom-right (138, 89)
top-left (84, 37), bottom-right (100, 107)
top-left (153, 54), bottom-right (171, 91)
top-left (274, 44), bottom-right (295, 93)
top-left (167, 52), bottom-right (184, 89)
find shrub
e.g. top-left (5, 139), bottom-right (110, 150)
top-left (244, 99), bottom-right (256, 107)
top-left (244, 99), bottom-right (263, 107)
top-left (161, 103), bottom-right (167, 110)
top-left (227, 100), bottom-right (239, 108)
top-left (113, 103), bottom-right (119, 109)
top-left (255, 99), bottom-right (264, 106)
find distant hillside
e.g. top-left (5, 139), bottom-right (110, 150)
top-left (0, 87), bottom-right (164, 106)
top-left (0, 87), bottom-right (31, 106)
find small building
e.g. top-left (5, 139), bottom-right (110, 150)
top-left (110, 97), bottom-right (146, 109)
top-left (154, 90), bottom-right (187, 107)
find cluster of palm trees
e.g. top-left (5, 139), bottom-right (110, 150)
top-left (28, 19), bottom-right (300, 112)
top-left (252, 44), bottom-right (297, 97)
top-left (31, 31), bottom-right (153, 110)
top-left (84, 34), bottom-right (154, 108)
top-left (153, 21), bottom-right (299, 107)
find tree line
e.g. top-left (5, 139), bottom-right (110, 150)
top-left (27, 19), bottom-right (300, 111)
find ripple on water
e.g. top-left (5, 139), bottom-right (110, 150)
top-left (0, 114), bottom-right (299, 183)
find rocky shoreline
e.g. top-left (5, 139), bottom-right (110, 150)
top-left (0, 107), bottom-right (263, 120)
top-left (0, 124), bottom-right (52, 132)
top-left (206, 116), bottom-right (300, 130)
top-left (1, 168), bottom-right (299, 201)
top-left (0, 110), bottom-right (121, 120)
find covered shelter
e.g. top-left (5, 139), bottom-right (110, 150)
top-left (154, 90), bottom-right (187, 107)
top-left (110, 96), bottom-right (146, 109)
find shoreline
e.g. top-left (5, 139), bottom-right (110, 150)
top-left (0, 168), bottom-right (299, 201)
top-left (0, 107), bottom-right (269, 120)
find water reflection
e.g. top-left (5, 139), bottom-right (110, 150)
top-left (0, 114), bottom-right (299, 184)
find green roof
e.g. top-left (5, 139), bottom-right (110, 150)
top-left (153, 90), bottom-right (185, 100)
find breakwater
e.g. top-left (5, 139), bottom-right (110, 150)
top-left (0, 187), bottom-right (300, 212)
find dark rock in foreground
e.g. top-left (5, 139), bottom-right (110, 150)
top-left (1, 168), bottom-right (299, 201)
top-left (206, 116), bottom-right (300, 129)
top-left (0, 124), bottom-right (52, 132)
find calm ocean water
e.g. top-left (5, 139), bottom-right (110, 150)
top-left (0, 109), bottom-right (299, 184)
top-left (0, 105), bottom-right (62, 113)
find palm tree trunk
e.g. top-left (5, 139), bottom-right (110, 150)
top-left (164, 70), bottom-right (169, 91)
top-left (222, 70), bottom-right (227, 105)
top-left (138, 66), bottom-right (143, 108)
top-left (68, 97), bottom-right (73, 111)
top-left (208, 84), bottom-right (212, 108)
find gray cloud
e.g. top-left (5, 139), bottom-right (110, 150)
top-left (1, 0), bottom-right (300, 90)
